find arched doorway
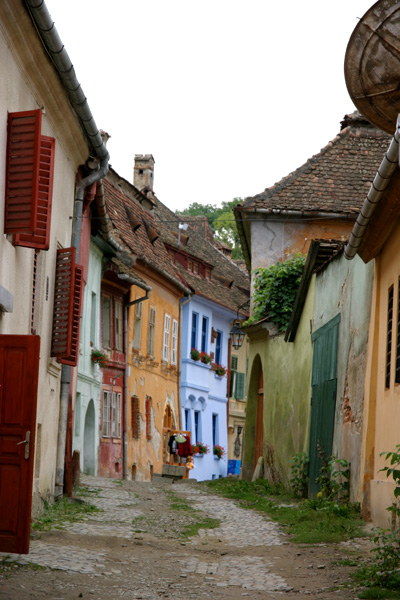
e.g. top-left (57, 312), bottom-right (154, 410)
top-left (253, 368), bottom-right (264, 471)
top-left (83, 399), bottom-right (95, 475)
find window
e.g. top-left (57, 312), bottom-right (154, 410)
top-left (185, 408), bottom-right (191, 432)
top-left (111, 392), bottom-right (121, 438)
top-left (396, 281), bottom-right (400, 384)
top-left (147, 306), bottom-right (156, 356)
top-left (133, 301), bottom-right (143, 350)
top-left (215, 331), bottom-right (222, 364)
top-left (115, 301), bottom-right (123, 351)
top-left (102, 391), bottom-right (111, 437)
top-left (201, 317), bottom-right (208, 353)
top-left (5, 110), bottom-right (55, 250)
top-left (145, 396), bottom-right (152, 439)
top-left (188, 260), bottom-right (193, 271)
top-left (163, 314), bottom-right (171, 362)
top-left (386, 286), bottom-right (394, 389)
top-left (191, 312), bottom-right (198, 350)
top-left (194, 410), bottom-right (201, 444)
top-left (193, 263), bottom-right (199, 275)
top-left (171, 319), bottom-right (178, 365)
top-left (229, 355), bottom-right (245, 399)
top-left (75, 393), bottom-right (81, 437)
top-left (51, 248), bottom-right (83, 367)
top-left (205, 269), bottom-right (211, 280)
top-left (102, 295), bottom-right (111, 348)
top-left (90, 292), bottom-right (97, 346)
top-left (212, 413), bottom-right (219, 447)
top-left (131, 396), bottom-right (140, 439)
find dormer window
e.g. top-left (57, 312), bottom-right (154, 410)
top-left (205, 269), bottom-right (211, 280)
top-left (188, 260), bottom-right (193, 272)
top-left (193, 263), bottom-right (199, 275)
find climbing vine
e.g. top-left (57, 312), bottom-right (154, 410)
top-left (246, 253), bottom-right (306, 332)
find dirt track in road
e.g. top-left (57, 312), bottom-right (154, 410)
top-left (0, 475), bottom-right (371, 599)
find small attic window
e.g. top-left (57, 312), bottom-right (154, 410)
top-left (188, 260), bottom-right (193, 272)
top-left (193, 263), bottom-right (199, 275)
top-left (205, 269), bottom-right (211, 280)
top-left (168, 250), bottom-right (175, 263)
top-left (139, 169), bottom-right (144, 175)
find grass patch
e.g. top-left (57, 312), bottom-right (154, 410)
top-left (165, 490), bottom-right (196, 512)
top-left (181, 517), bottom-right (220, 539)
top-left (204, 478), bottom-right (365, 544)
top-left (31, 496), bottom-right (101, 532)
top-left (75, 485), bottom-right (101, 498)
top-left (358, 589), bottom-right (400, 599)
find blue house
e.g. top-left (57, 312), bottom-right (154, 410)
top-left (153, 200), bottom-right (250, 481)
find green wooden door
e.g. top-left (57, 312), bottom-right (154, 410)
top-left (308, 314), bottom-right (340, 495)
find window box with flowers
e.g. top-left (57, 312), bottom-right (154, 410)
top-left (212, 363), bottom-right (227, 377)
top-left (190, 348), bottom-right (200, 361)
top-left (213, 445), bottom-right (226, 459)
top-left (199, 351), bottom-right (212, 365)
top-left (91, 348), bottom-right (108, 368)
top-left (191, 442), bottom-right (209, 456)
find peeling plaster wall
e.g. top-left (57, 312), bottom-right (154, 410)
top-left (242, 278), bottom-right (315, 484)
top-left (313, 254), bottom-right (374, 502)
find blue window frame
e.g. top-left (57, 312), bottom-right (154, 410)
top-left (191, 312), bottom-right (198, 350)
top-left (215, 331), bottom-right (222, 364)
top-left (201, 317), bottom-right (208, 352)
top-left (212, 413), bottom-right (218, 446)
top-left (185, 408), bottom-right (191, 432)
top-left (194, 410), bottom-right (201, 443)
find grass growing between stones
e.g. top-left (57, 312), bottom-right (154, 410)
top-left (204, 478), bottom-right (365, 544)
top-left (165, 490), bottom-right (195, 512)
top-left (31, 496), bottom-right (101, 532)
top-left (181, 517), bottom-right (221, 539)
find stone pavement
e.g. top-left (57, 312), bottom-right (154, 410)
top-left (0, 474), bottom-right (359, 599)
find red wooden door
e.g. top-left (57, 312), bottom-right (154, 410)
top-left (0, 335), bottom-right (40, 554)
top-left (253, 369), bottom-right (264, 470)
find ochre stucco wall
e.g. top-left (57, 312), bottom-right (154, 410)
top-left (361, 223), bottom-right (400, 527)
top-left (126, 272), bottom-right (182, 481)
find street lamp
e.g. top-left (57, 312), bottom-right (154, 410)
top-left (229, 319), bottom-right (245, 350)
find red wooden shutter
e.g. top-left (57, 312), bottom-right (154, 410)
top-left (4, 110), bottom-right (42, 234)
top-left (60, 265), bottom-right (83, 367)
top-left (14, 135), bottom-right (55, 249)
top-left (51, 248), bottom-right (76, 358)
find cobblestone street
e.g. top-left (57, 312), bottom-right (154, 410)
top-left (0, 475), bottom-right (367, 599)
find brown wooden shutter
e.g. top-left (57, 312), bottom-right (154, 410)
top-left (60, 265), bottom-right (83, 367)
top-left (14, 136), bottom-right (55, 250)
top-left (4, 110), bottom-right (42, 234)
top-left (51, 248), bottom-right (76, 358)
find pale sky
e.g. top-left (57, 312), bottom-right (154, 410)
top-left (45, 0), bottom-right (374, 213)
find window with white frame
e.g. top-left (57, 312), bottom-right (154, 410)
top-left (147, 306), bottom-right (156, 356)
top-left (102, 391), bottom-right (111, 437)
top-left (133, 301), bottom-right (143, 350)
top-left (163, 314), bottom-right (171, 362)
top-left (102, 296), bottom-right (111, 348)
top-left (191, 312), bottom-right (198, 350)
top-left (111, 392), bottom-right (122, 438)
top-left (171, 319), bottom-right (178, 365)
top-left (115, 301), bottom-right (123, 351)
top-left (201, 316), bottom-right (208, 352)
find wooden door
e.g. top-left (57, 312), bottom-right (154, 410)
top-left (0, 335), bottom-right (40, 554)
top-left (308, 315), bottom-right (340, 495)
top-left (253, 368), bottom-right (264, 470)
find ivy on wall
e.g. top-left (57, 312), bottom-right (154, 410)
top-left (246, 253), bottom-right (306, 332)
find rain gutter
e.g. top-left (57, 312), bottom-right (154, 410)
top-left (25, 0), bottom-right (110, 498)
top-left (344, 115), bottom-right (400, 260)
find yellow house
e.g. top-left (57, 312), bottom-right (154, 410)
top-left (103, 165), bottom-right (190, 481)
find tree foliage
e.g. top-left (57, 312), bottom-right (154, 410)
top-left (247, 253), bottom-right (306, 332)
top-left (177, 199), bottom-right (243, 259)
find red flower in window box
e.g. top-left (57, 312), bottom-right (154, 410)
top-left (213, 363), bottom-right (227, 376)
top-left (190, 348), bottom-right (200, 361)
top-left (213, 445), bottom-right (226, 459)
top-left (91, 348), bottom-right (108, 368)
top-left (199, 351), bottom-right (212, 364)
top-left (191, 442), bottom-right (210, 455)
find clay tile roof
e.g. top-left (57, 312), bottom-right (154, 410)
top-left (153, 198), bottom-right (250, 315)
top-left (242, 112), bottom-right (392, 215)
top-left (102, 169), bottom-right (189, 293)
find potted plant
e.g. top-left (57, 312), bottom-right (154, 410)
top-left (190, 348), bottom-right (200, 361)
top-left (192, 442), bottom-right (209, 455)
top-left (91, 348), bottom-right (108, 368)
top-left (213, 363), bottom-right (227, 376)
top-left (213, 445), bottom-right (226, 459)
top-left (199, 351), bottom-right (212, 364)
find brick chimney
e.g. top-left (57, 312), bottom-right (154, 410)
top-left (134, 155), bottom-right (155, 194)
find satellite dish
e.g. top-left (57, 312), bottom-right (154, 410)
top-left (345, 0), bottom-right (400, 134)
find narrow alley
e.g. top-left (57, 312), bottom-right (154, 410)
top-left (0, 475), bottom-right (369, 600)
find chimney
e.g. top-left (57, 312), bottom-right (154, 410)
top-left (134, 154), bottom-right (155, 194)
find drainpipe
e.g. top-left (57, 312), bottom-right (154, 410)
top-left (179, 295), bottom-right (192, 429)
top-left (119, 276), bottom-right (151, 480)
top-left (344, 115), bottom-right (400, 260)
top-left (24, 1), bottom-right (111, 498)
